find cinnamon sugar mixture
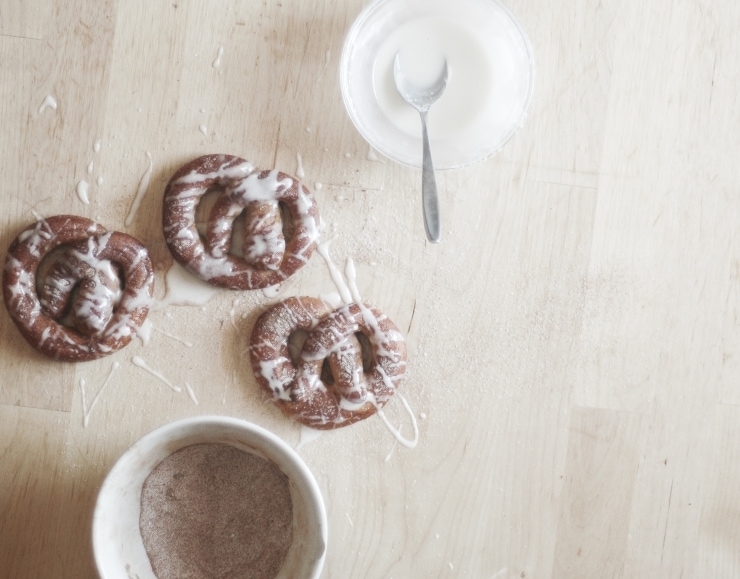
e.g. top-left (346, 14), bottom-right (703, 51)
top-left (139, 443), bottom-right (293, 579)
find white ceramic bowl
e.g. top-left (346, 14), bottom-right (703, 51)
top-left (92, 416), bottom-right (327, 579)
top-left (340, 0), bottom-right (535, 169)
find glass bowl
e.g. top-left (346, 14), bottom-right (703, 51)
top-left (340, 0), bottom-right (535, 169)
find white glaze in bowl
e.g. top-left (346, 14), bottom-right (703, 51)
top-left (340, 0), bottom-right (535, 169)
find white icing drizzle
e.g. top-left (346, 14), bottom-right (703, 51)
top-left (87, 160), bottom-right (95, 174)
top-left (212, 46), bottom-right (224, 68)
top-left (198, 124), bottom-right (208, 136)
top-left (125, 151), bottom-right (153, 227)
top-left (80, 362), bottom-right (120, 428)
top-left (316, 239), bottom-right (352, 304)
top-left (131, 355), bottom-right (182, 392)
top-left (156, 262), bottom-right (221, 308)
top-left (153, 326), bottom-right (193, 347)
top-left (296, 426), bottom-right (323, 449)
top-left (184, 382), bottom-right (199, 405)
top-left (345, 512), bottom-right (354, 527)
top-left (296, 152), bottom-right (305, 179)
top-left (384, 435), bottom-right (398, 462)
top-left (76, 180), bottom-right (90, 205)
top-left (376, 394), bottom-right (419, 448)
top-left (38, 95), bottom-right (57, 114)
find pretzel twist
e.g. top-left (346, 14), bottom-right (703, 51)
top-left (2, 215), bottom-right (154, 361)
top-left (162, 154), bottom-right (320, 290)
top-left (249, 297), bottom-right (407, 429)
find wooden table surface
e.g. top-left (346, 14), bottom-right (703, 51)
top-left (2, 0), bottom-right (739, 577)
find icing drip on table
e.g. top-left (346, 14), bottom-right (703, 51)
top-left (38, 95), bottom-right (57, 114)
top-left (125, 151), bottom-right (153, 227)
top-left (132, 355), bottom-right (182, 393)
top-left (80, 362), bottom-right (120, 427)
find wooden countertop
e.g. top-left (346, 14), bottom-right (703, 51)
top-left (1, 0), bottom-right (739, 577)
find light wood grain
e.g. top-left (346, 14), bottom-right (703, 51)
top-left (1, 0), bottom-right (740, 577)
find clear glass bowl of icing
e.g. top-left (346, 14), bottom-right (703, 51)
top-left (340, 0), bottom-right (535, 169)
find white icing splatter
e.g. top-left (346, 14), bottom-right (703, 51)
top-left (93, 139), bottom-right (102, 153)
top-left (131, 355), bottom-right (182, 392)
top-left (198, 124), bottom-right (208, 136)
top-left (38, 95), bottom-right (57, 114)
top-left (76, 180), bottom-right (90, 205)
top-left (296, 426), bottom-right (323, 449)
top-left (125, 151), bottom-right (153, 227)
top-left (262, 284), bottom-right (281, 299)
top-left (296, 152), bottom-right (305, 179)
top-left (153, 326), bottom-right (193, 348)
top-left (212, 46), bottom-right (224, 68)
top-left (156, 262), bottom-right (221, 308)
top-left (184, 382), bottom-right (199, 405)
top-left (87, 160), bottom-right (95, 174)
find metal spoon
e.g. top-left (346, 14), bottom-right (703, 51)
top-left (393, 53), bottom-right (449, 243)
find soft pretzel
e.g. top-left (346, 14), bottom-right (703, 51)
top-left (249, 297), bottom-right (407, 429)
top-left (162, 154), bottom-right (320, 290)
top-left (2, 215), bottom-right (154, 361)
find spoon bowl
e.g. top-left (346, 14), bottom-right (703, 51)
top-left (393, 55), bottom-right (450, 112)
top-left (393, 53), bottom-right (449, 243)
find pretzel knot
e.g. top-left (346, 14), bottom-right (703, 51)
top-left (162, 154), bottom-right (320, 290)
top-left (249, 297), bottom-right (408, 429)
top-left (2, 215), bottom-right (154, 361)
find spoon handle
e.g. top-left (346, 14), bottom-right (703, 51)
top-left (420, 111), bottom-right (441, 243)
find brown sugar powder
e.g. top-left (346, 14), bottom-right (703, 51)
top-left (139, 443), bottom-right (293, 579)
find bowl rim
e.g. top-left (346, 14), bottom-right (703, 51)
top-left (92, 415), bottom-right (327, 579)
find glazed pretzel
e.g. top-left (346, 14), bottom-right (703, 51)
top-left (162, 154), bottom-right (320, 290)
top-left (2, 215), bottom-right (154, 361)
top-left (249, 297), bottom-right (407, 429)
